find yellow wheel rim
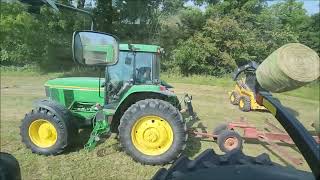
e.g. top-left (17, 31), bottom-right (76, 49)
top-left (239, 99), bottom-right (244, 108)
top-left (230, 94), bottom-right (235, 102)
top-left (28, 119), bottom-right (57, 148)
top-left (131, 115), bottom-right (173, 156)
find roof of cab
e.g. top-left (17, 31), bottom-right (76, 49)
top-left (119, 44), bottom-right (160, 53)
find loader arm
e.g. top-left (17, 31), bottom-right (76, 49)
top-left (258, 92), bottom-right (320, 177)
top-left (232, 61), bottom-right (259, 81)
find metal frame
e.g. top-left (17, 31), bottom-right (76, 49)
top-left (192, 118), bottom-right (319, 168)
top-left (192, 91), bottom-right (320, 177)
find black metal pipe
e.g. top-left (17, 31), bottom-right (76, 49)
top-left (54, 3), bottom-right (95, 30)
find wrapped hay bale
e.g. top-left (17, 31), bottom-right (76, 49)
top-left (256, 43), bottom-right (319, 93)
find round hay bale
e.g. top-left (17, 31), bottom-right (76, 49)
top-left (256, 43), bottom-right (319, 93)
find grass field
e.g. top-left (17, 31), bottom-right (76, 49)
top-left (1, 71), bottom-right (319, 180)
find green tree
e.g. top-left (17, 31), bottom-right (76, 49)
top-left (0, 2), bottom-right (41, 65)
top-left (161, 0), bottom-right (185, 15)
top-left (1, 0), bottom-right (318, 76)
top-left (299, 13), bottom-right (320, 54)
top-left (94, 0), bottom-right (114, 33)
top-left (171, 0), bottom-right (300, 75)
top-left (0, 1), bottom-right (91, 70)
top-left (267, 0), bottom-right (309, 33)
top-left (159, 7), bottom-right (205, 70)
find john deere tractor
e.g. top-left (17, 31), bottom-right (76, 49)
top-left (20, 2), bottom-right (193, 165)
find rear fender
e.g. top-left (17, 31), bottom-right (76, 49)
top-left (116, 91), bottom-right (178, 114)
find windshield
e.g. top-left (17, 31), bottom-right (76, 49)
top-left (135, 52), bottom-right (154, 84)
top-left (108, 51), bottom-right (134, 83)
top-left (108, 51), bottom-right (157, 84)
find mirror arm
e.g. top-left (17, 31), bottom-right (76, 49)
top-left (132, 52), bottom-right (137, 84)
top-left (55, 2), bottom-right (95, 30)
top-left (98, 68), bottom-right (103, 98)
top-left (104, 67), bottom-right (109, 105)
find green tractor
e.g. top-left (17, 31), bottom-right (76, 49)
top-left (20, 30), bottom-right (193, 165)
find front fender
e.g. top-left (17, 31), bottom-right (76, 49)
top-left (32, 99), bottom-right (71, 122)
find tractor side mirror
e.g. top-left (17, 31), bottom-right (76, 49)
top-left (72, 31), bottom-right (119, 66)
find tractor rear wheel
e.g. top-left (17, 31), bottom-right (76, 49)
top-left (119, 99), bottom-right (187, 165)
top-left (239, 96), bottom-right (251, 112)
top-left (230, 91), bottom-right (240, 105)
top-left (20, 108), bottom-right (74, 155)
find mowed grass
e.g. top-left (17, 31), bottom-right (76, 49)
top-left (1, 71), bottom-right (319, 180)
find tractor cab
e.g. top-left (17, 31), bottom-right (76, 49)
top-left (107, 44), bottom-right (162, 102)
top-left (117, 44), bottom-right (161, 85)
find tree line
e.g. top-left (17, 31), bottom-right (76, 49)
top-left (1, 0), bottom-right (319, 75)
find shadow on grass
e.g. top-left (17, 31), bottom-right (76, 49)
top-left (184, 134), bottom-right (202, 158)
top-left (65, 128), bottom-right (120, 156)
top-left (184, 116), bottom-right (205, 157)
top-left (66, 128), bottom-right (92, 153)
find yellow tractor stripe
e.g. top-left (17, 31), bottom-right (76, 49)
top-left (45, 85), bottom-right (104, 91)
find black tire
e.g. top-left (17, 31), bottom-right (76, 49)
top-left (119, 99), bottom-right (187, 165)
top-left (0, 152), bottom-right (21, 180)
top-left (20, 108), bottom-right (72, 155)
top-left (230, 91), bottom-right (240, 105)
top-left (212, 123), bottom-right (228, 135)
top-left (217, 130), bottom-right (243, 153)
top-left (239, 96), bottom-right (251, 112)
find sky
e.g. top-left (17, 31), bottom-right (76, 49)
top-left (186, 0), bottom-right (320, 15)
top-left (267, 0), bottom-right (319, 15)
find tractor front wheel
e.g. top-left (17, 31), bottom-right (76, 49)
top-left (239, 96), bottom-right (251, 112)
top-left (119, 99), bottom-right (187, 165)
top-left (20, 108), bottom-right (73, 155)
top-left (230, 91), bottom-right (240, 105)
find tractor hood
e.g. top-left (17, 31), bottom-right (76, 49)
top-left (44, 77), bottom-right (105, 109)
top-left (45, 77), bottom-right (104, 90)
